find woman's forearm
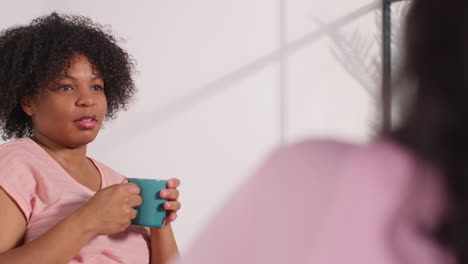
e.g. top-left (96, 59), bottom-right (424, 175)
top-left (150, 223), bottom-right (180, 264)
top-left (0, 211), bottom-right (95, 264)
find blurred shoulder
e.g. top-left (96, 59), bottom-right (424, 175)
top-left (270, 137), bottom-right (416, 165)
top-left (351, 138), bottom-right (418, 167)
top-left (342, 138), bottom-right (426, 188)
top-left (274, 138), bottom-right (357, 156)
top-left (248, 138), bottom-right (361, 189)
top-left (259, 137), bottom-right (423, 187)
top-left (265, 138), bottom-right (358, 166)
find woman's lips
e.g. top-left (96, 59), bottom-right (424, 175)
top-left (74, 115), bottom-right (98, 130)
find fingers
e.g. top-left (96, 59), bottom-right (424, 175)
top-left (159, 189), bottom-right (179, 200)
top-left (164, 201), bottom-right (181, 211)
top-left (122, 218), bottom-right (132, 232)
top-left (122, 183), bottom-right (140, 194)
top-left (124, 206), bottom-right (137, 221)
top-left (166, 212), bottom-right (178, 223)
top-left (128, 194), bottom-right (142, 207)
top-left (166, 178), bottom-right (180, 189)
top-left (130, 208), bottom-right (137, 220)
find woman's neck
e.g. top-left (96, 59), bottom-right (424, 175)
top-left (31, 135), bottom-right (88, 172)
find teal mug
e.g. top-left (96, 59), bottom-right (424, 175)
top-left (127, 178), bottom-right (167, 227)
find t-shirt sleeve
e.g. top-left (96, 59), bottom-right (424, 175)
top-left (0, 147), bottom-right (37, 222)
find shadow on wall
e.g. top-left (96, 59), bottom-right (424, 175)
top-left (324, 1), bottom-right (409, 98)
top-left (125, 1), bottom-right (380, 135)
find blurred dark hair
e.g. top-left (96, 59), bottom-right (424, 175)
top-left (0, 12), bottom-right (136, 140)
top-left (389, 0), bottom-right (468, 262)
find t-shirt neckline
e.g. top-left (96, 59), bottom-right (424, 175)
top-left (22, 137), bottom-right (107, 195)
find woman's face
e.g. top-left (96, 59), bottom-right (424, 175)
top-left (22, 53), bottom-right (108, 148)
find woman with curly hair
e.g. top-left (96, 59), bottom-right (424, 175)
top-left (0, 13), bottom-right (181, 264)
top-left (179, 0), bottom-right (468, 263)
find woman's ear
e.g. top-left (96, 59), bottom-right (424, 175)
top-left (21, 97), bottom-right (35, 117)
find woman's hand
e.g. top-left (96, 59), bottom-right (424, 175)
top-left (159, 178), bottom-right (181, 224)
top-left (149, 179), bottom-right (181, 263)
top-left (76, 183), bottom-right (142, 236)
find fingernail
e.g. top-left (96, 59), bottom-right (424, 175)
top-left (165, 202), bottom-right (171, 209)
top-left (131, 185), bottom-right (140, 193)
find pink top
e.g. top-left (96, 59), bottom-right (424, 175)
top-left (181, 139), bottom-right (454, 264)
top-left (0, 138), bottom-right (150, 264)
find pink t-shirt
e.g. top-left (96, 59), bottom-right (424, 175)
top-left (0, 138), bottom-right (150, 264)
top-left (181, 139), bottom-right (455, 264)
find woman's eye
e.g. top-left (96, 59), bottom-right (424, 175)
top-left (59, 85), bottom-right (73, 91)
top-left (92, 85), bottom-right (104, 92)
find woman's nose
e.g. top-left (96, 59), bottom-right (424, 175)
top-left (75, 89), bottom-right (95, 107)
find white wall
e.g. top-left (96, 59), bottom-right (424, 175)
top-left (0, 1), bottom-right (49, 25)
top-left (0, 0), bottom-right (382, 254)
top-left (285, 0), bottom-right (380, 143)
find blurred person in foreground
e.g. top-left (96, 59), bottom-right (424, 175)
top-left (178, 0), bottom-right (467, 263)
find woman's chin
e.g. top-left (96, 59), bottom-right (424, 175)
top-left (66, 133), bottom-right (99, 148)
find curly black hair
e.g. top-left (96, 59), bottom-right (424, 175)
top-left (0, 12), bottom-right (136, 140)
